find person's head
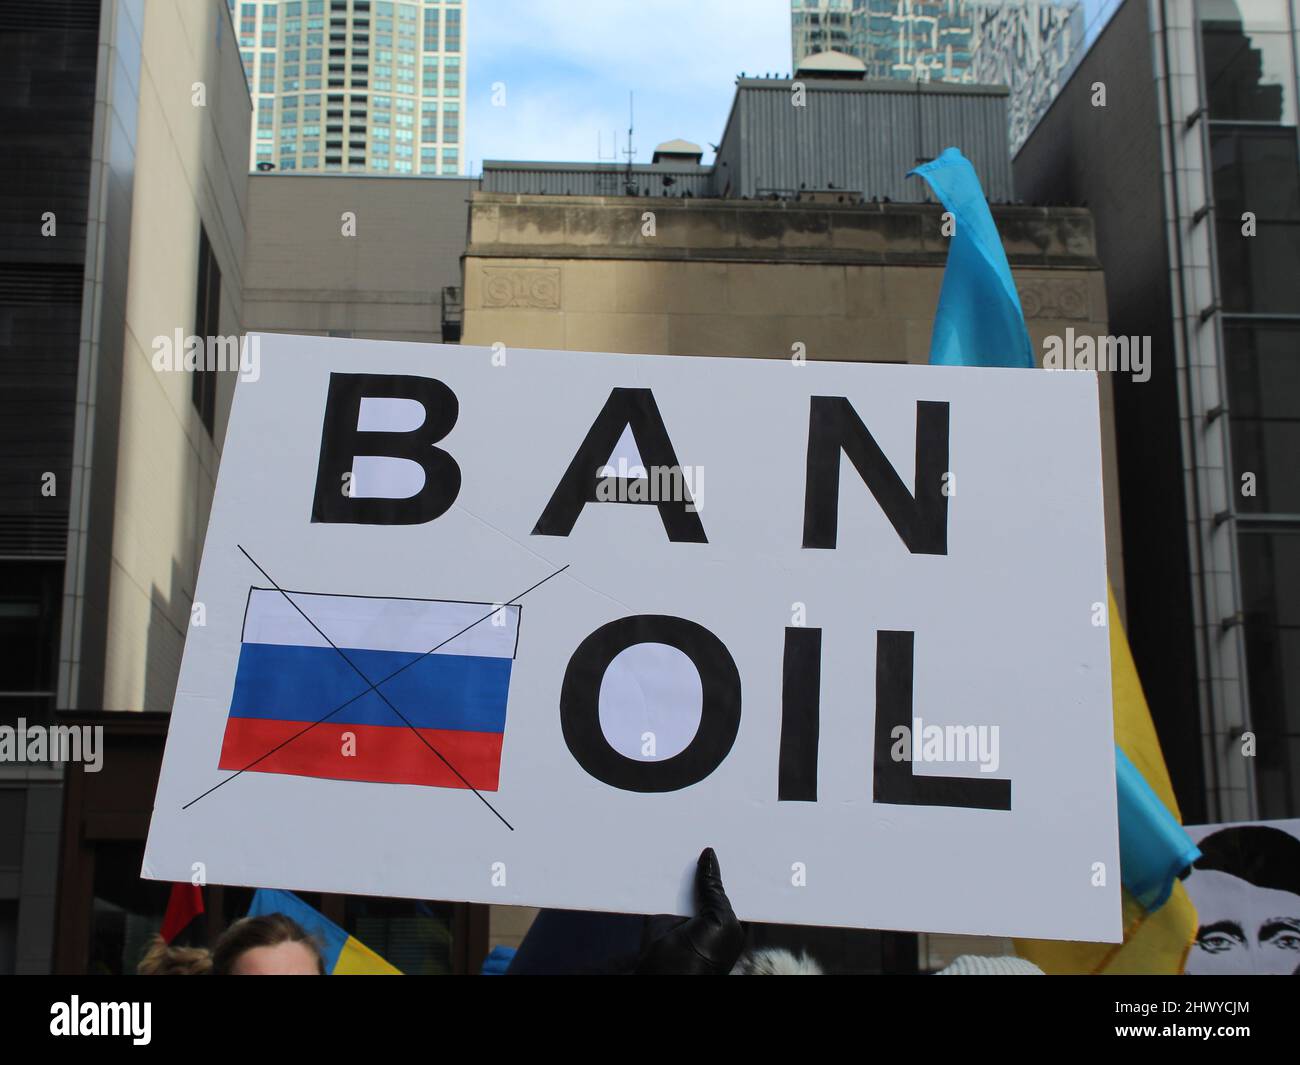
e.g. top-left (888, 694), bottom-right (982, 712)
top-left (212, 913), bottom-right (326, 976)
top-left (1186, 825), bottom-right (1300, 975)
top-left (136, 935), bottom-right (212, 975)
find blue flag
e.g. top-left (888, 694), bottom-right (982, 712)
top-left (910, 146), bottom-right (1200, 912)
top-left (908, 147), bottom-right (1034, 368)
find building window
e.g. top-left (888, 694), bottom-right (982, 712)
top-left (0, 561), bottom-right (63, 729)
top-left (1227, 323), bottom-right (1300, 517)
top-left (1210, 127), bottom-right (1300, 314)
top-left (1200, 0), bottom-right (1295, 125)
top-left (1236, 527), bottom-right (1300, 815)
top-left (192, 225), bottom-right (222, 437)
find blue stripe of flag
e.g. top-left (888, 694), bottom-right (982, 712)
top-left (229, 642), bottom-right (512, 732)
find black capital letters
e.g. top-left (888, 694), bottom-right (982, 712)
top-left (803, 397), bottom-right (949, 553)
top-left (778, 626), bottom-right (821, 802)
top-left (532, 387), bottom-right (707, 542)
top-left (560, 615), bottom-right (740, 792)
top-left (311, 372), bottom-right (461, 525)
top-left (873, 630), bottom-right (1011, 810)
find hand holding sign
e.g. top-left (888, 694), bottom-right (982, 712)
top-left (635, 848), bottom-right (745, 975)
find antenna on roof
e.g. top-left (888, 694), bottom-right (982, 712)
top-left (623, 91), bottom-right (637, 197)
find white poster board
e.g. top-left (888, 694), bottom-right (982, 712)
top-left (143, 333), bottom-right (1120, 941)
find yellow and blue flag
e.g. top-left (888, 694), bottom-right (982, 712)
top-left (910, 147), bottom-right (1201, 973)
top-left (248, 888), bottom-right (401, 975)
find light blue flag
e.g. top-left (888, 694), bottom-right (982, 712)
top-left (910, 146), bottom-right (1200, 910)
top-left (908, 147), bottom-right (1034, 368)
top-left (1115, 747), bottom-right (1203, 910)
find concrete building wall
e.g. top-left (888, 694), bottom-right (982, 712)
top-left (242, 173), bottom-right (476, 341)
top-left (96, 0), bottom-right (251, 714)
top-left (60, 0), bottom-right (251, 718)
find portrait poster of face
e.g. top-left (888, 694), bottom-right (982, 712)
top-left (1184, 820), bottom-right (1300, 975)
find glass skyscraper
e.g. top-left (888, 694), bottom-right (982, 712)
top-left (229, 0), bottom-right (466, 175)
top-left (791, 0), bottom-right (976, 83)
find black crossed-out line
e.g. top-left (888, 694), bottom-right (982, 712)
top-left (181, 545), bottom-right (570, 832)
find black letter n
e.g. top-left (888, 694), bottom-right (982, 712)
top-left (312, 372), bottom-right (461, 525)
top-left (802, 397), bottom-right (948, 553)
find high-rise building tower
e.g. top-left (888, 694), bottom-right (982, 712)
top-left (791, 0), bottom-right (977, 83)
top-left (791, 0), bottom-right (1079, 93)
top-left (229, 0), bottom-right (466, 175)
top-left (968, 1), bottom-right (1083, 152)
top-left (1016, 0), bottom-right (1300, 822)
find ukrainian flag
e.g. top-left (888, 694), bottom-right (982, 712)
top-left (248, 888), bottom-right (401, 975)
top-left (910, 148), bottom-right (1201, 973)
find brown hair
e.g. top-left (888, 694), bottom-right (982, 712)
top-left (137, 935), bottom-right (213, 975)
top-left (212, 913), bottom-right (327, 975)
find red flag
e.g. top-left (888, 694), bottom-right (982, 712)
top-left (161, 882), bottom-right (204, 944)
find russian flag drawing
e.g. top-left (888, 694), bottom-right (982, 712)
top-left (218, 588), bottom-right (521, 790)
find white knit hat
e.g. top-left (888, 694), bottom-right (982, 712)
top-left (935, 954), bottom-right (1045, 975)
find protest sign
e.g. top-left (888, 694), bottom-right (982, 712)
top-left (143, 333), bottom-right (1119, 940)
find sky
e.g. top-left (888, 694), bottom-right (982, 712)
top-left (464, 0), bottom-right (793, 172)
top-left (462, 0), bottom-right (1123, 174)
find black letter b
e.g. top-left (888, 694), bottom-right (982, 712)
top-left (311, 372), bottom-right (461, 525)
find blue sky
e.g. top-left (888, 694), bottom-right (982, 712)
top-left (462, 0), bottom-right (1122, 174)
top-left (465, 0), bottom-right (793, 172)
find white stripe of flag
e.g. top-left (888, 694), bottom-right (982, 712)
top-left (242, 589), bottom-right (520, 660)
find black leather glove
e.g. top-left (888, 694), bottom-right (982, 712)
top-left (635, 847), bottom-right (745, 975)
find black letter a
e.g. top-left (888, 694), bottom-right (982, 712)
top-left (532, 387), bottom-right (706, 542)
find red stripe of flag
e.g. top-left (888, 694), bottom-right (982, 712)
top-left (218, 718), bottom-right (505, 790)
top-left (161, 882), bottom-right (205, 944)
